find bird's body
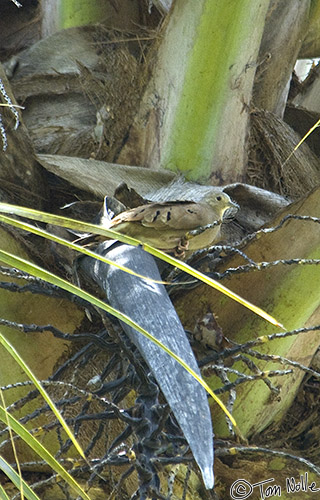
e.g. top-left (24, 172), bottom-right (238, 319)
top-left (107, 192), bottom-right (238, 253)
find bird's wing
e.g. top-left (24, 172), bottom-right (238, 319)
top-left (109, 201), bottom-right (216, 231)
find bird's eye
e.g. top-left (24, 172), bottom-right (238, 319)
top-left (216, 196), bottom-right (222, 201)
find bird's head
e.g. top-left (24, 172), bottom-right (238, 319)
top-left (204, 191), bottom-right (239, 218)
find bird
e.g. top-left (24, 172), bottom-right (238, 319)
top-left (101, 191), bottom-right (238, 255)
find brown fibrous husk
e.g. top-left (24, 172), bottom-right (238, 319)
top-left (248, 109), bottom-right (320, 198)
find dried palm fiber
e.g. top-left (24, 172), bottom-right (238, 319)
top-left (248, 109), bottom-right (320, 198)
top-left (5, 26), bottom-right (150, 161)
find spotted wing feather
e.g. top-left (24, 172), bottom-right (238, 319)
top-left (110, 201), bottom-right (216, 231)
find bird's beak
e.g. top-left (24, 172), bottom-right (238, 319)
top-left (230, 200), bottom-right (239, 210)
top-left (224, 199), bottom-right (239, 220)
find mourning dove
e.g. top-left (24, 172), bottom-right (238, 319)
top-left (105, 191), bottom-right (238, 254)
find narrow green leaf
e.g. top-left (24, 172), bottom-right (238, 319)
top-left (144, 245), bottom-right (285, 329)
top-left (0, 213), bottom-right (166, 285)
top-left (283, 117), bottom-right (320, 167)
top-left (0, 388), bottom-right (24, 500)
top-left (0, 456), bottom-right (39, 500)
top-left (0, 333), bottom-right (85, 460)
top-left (0, 406), bottom-right (91, 500)
top-left (0, 202), bottom-right (135, 243)
top-left (0, 484), bottom-right (10, 500)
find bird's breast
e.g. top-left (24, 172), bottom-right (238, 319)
top-left (187, 226), bottom-right (222, 251)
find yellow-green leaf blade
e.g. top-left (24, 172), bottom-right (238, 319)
top-left (0, 405), bottom-right (91, 500)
